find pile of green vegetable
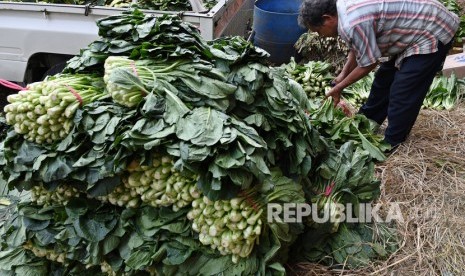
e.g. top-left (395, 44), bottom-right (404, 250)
top-left (300, 69), bottom-right (465, 112)
top-left (0, 9), bottom-right (396, 275)
top-left (309, 99), bottom-right (391, 161)
top-left (283, 58), bottom-right (333, 98)
top-left (4, 74), bottom-right (106, 144)
top-left (124, 154), bottom-right (199, 210)
top-left (3, 0), bottom-right (218, 11)
top-left (282, 62), bottom-right (390, 160)
top-left (294, 32), bottom-right (349, 73)
top-left (292, 142), bottom-right (398, 267)
top-left (423, 73), bottom-right (464, 110)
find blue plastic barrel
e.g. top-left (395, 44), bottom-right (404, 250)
top-left (253, 0), bottom-right (306, 65)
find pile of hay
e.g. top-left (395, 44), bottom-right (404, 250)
top-left (292, 102), bottom-right (465, 275)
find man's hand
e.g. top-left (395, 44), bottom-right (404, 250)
top-left (327, 62), bottom-right (378, 106)
top-left (325, 85), bottom-right (343, 106)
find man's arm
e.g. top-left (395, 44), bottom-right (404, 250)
top-left (334, 50), bottom-right (357, 83)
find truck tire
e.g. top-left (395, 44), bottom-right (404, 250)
top-left (42, 62), bottom-right (67, 80)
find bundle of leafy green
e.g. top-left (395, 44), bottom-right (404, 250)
top-left (65, 10), bottom-right (217, 74)
top-left (294, 32), bottom-right (349, 73)
top-left (423, 73), bottom-right (464, 110)
top-left (306, 142), bottom-right (382, 232)
top-left (290, 141), bottom-right (397, 268)
top-left (0, 67), bottom-right (325, 198)
top-left (282, 58), bottom-right (333, 99)
top-left (308, 98), bottom-right (390, 161)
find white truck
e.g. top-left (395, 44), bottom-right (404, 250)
top-left (0, 0), bottom-right (254, 85)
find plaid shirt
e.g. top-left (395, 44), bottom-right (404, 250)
top-left (337, 0), bottom-right (460, 68)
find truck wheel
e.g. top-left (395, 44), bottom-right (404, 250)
top-left (42, 63), bottom-right (67, 80)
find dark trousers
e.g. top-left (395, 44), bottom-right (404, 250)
top-left (359, 40), bottom-right (453, 147)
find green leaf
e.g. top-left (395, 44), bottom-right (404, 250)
top-left (42, 157), bottom-right (74, 182)
top-left (22, 217), bottom-right (50, 231)
top-left (87, 175), bottom-right (121, 197)
top-left (229, 118), bottom-right (266, 148)
top-left (181, 76), bottom-right (236, 99)
top-left (249, 154), bottom-right (271, 175)
top-left (357, 130), bottom-right (386, 161)
top-left (179, 142), bottom-right (211, 162)
top-left (176, 108), bottom-right (224, 146)
top-left (14, 142), bottom-right (44, 165)
top-left (227, 169), bottom-right (253, 188)
top-left (0, 248), bottom-right (27, 270)
top-left (214, 147), bottom-right (245, 169)
top-left (14, 261), bottom-right (49, 276)
top-left (34, 228), bottom-right (57, 246)
top-left (74, 216), bottom-right (116, 242)
top-left (5, 224), bottom-right (26, 248)
top-left (108, 68), bottom-right (148, 93)
top-left (125, 247), bottom-right (155, 270)
top-left (163, 242), bottom-right (193, 265)
top-left (162, 89), bottom-right (190, 125)
top-left (142, 93), bottom-right (166, 117)
top-left (198, 255), bottom-right (233, 275)
top-left (268, 222), bottom-right (292, 242)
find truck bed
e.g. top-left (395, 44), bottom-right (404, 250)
top-left (0, 0), bottom-right (253, 82)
